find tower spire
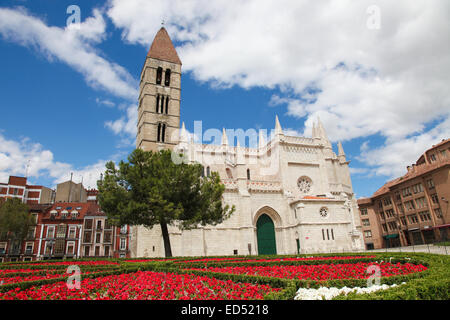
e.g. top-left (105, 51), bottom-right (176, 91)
top-left (258, 130), bottom-right (266, 149)
top-left (147, 27), bottom-right (182, 65)
top-left (221, 128), bottom-right (229, 145)
top-left (275, 115), bottom-right (283, 136)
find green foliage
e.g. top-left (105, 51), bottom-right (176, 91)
top-left (97, 148), bottom-right (235, 256)
top-left (0, 198), bottom-right (35, 240)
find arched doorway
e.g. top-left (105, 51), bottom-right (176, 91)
top-left (256, 214), bottom-right (277, 255)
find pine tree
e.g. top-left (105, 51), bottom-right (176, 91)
top-left (97, 148), bottom-right (235, 257)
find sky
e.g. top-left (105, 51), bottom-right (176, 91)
top-left (0, 0), bottom-right (449, 198)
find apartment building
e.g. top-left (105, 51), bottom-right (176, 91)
top-left (357, 139), bottom-right (449, 249)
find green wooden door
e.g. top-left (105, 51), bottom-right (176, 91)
top-left (257, 214), bottom-right (277, 255)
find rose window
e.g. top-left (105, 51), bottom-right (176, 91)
top-left (319, 207), bottom-right (328, 218)
top-left (297, 177), bottom-right (312, 194)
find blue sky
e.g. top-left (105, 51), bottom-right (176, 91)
top-left (0, 0), bottom-right (449, 197)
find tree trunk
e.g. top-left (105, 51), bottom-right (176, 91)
top-left (160, 219), bottom-right (172, 257)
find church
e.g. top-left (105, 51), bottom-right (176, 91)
top-left (130, 27), bottom-right (364, 257)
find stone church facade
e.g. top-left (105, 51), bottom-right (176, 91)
top-left (131, 27), bottom-right (364, 257)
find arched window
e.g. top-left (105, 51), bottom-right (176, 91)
top-left (157, 123), bottom-right (161, 142)
top-left (161, 124), bottom-right (166, 142)
top-left (247, 169), bottom-right (251, 180)
top-left (226, 168), bottom-right (233, 179)
top-left (165, 96), bottom-right (169, 114)
top-left (156, 95), bottom-right (160, 113)
top-left (164, 69), bottom-right (171, 86)
top-left (156, 67), bottom-right (163, 84)
top-left (160, 96), bottom-right (165, 114)
top-left (206, 166), bottom-right (211, 177)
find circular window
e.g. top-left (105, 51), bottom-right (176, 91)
top-left (319, 207), bottom-right (328, 218)
top-left (297, 176), bottom-right (312, 194)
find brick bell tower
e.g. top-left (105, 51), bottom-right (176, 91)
top-left (137, 27), bottom-right (182, 152)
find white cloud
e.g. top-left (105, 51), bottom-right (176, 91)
top-left (0, 7), bottom-right (138, 100)
top-left (0, 133), bottom-right (110, 189)
top-left (104, 104), bottom-right (138, 141)
top-left (106, 0), bottom-right (450, 177)
top-left (96, 98), bottom-right (116, 108)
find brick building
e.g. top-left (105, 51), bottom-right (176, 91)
top-left (357, 139), bottom-right (450, 249)
top-left (0, 202), bottom-right (131, 262)
top-left (0, 176), bottom-right (54, 204)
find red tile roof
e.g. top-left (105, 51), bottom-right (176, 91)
top-left (147, 27), bottom-right (182, 65)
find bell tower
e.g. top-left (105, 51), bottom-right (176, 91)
top-left (137, 27), bottom-right (182, 152)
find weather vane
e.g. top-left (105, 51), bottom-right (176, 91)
top-left (161, 19), bottom-right (165, 27)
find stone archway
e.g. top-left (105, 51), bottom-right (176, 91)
top-left (256, 214), bottom-right (277, 255)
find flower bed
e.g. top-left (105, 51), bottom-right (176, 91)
top-left (0, 271), bottom-right (280, 300)
top-left (174, 255), bottom-right (375, 265)
top-left (187, 262), bottom-right (427, 281)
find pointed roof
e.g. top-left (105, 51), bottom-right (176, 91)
top-left (147, 27), bottom-right (182, 65)
top-left (338, 141), bottom-right (345, 156)
top-left (180, 122), bottom-right (189, 142)
top-left (221, 128), bottom-right (229, 145)
top-left (258, 130), bottom-right (266, 148)
top-left (275, 115), bottom-right (283, 135)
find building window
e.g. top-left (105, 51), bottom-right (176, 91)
top-left (24, 243), bottom-right (33, 255)
top-left (66, 242), bottom-right (75, 255)
top-left (426, 179), bottom-right (435, 189)
top-left (104, 231), bottom-right (112, 243)
top-left (54, 239), bottom-right (65, 255)
top-left (400, 216), bottom-right (407, 226)
top-left (157, 123), bottom-right (166, 142)
top-left (83, 231), bottom-right (92, 243)
top-left (364, 230), bottom-right (372, 238)
top-left (164, 69), bottom-right (171, 86)
top-left (431, 194), bottom-right (439, 204)
top-left (326, 229), bottom-right (330, 240)
top-left (165, 96), bottom-right (169, 114)
top-left (95, 246), bottom-right (100, 256)
top-left (360, 208), bottom-right (368, 216)
top-left (68, 226), bottom-right (76, 239)
top-left (319, 207), bottom-right (328, 218)
top-left (247, 169), bottom-right (251, 180)
top-left (27, 227), bottom-right (35, 239)
top-left (120, 238), bottom-right (127, 250)
top-left (120, 225), bottom-right (127, 234)
top-left (419, 211), bottom-right (431, 222)
top-left (156, 67), bottom-right (162, 84)
top-left (84, 219), bottom-right (93, 229)
top-left (95, 233), bottom-right (101, 244)
top-left (206, 166), bottom-right (211, 177)
top-left (362, 219), bottom-right (370, 226)
top-left (156, 95), bottom-right (160, 113)
top-left (56, 225), bottom-right (67, 238)
top-left (104, 246), bottom-right (110, 257)
top-left (382, 224), bottom-right (388, 232)
top-left (84, 246), bottom-right (90, 257)
top-left (429, 153), bottom-right (436, 162)
top-left (46, 226), bottom-right (55, 238)
top-left (0, 243), bottom-right (6, 254)
top-left (415, 197), bottom-right (427, 209)
top-left (44, 242), bottom-right (53, 255)
top-left (388, 221), bottom-right (397, 230)
top-left (434, 208), bottom-right (443, 218)
top-left (96, 220), bottom-right (102, 230)
top-left (331, 229), bottom-right (334, 240)
top-left (407, 214), bottom-right (419, 224)
top-left (405, 200), bottom-right (415, 211)
top-left (322, 229), bottom-right (325, 241)
top-left (297, 176), bottom-right (312, 194)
